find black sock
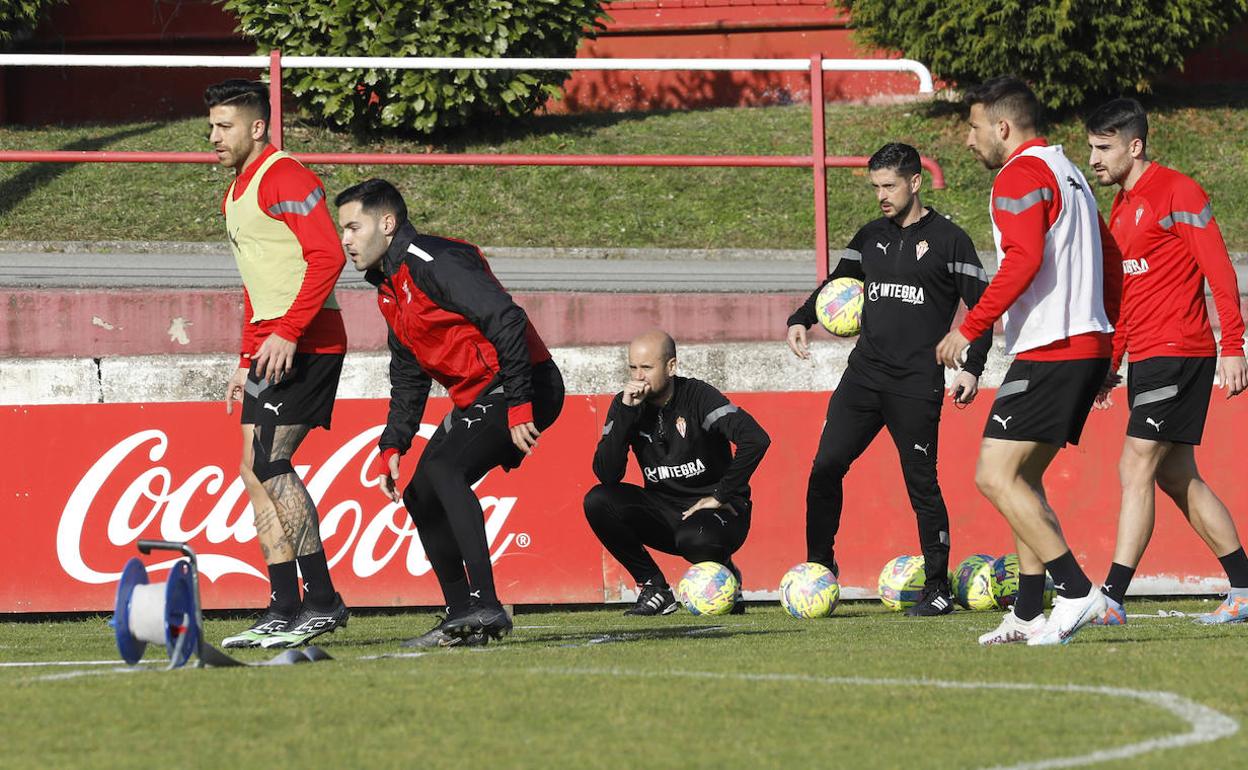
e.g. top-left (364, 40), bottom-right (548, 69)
top-left (1218, 547), bottom-right (1248, 588)
top-left (267, 561), bottom-right (300, 615)
top-left (296, 550), bottom-right (336, 608)
top-left (1044, 550), bottom-right (1093, 599)
top-left (1101, 562), bottom-right (1136, 605)
top-left (441, 575), bottom-right (473, 616)
top-left (639, 573), bottom-right (668, 590)
top-left (1014, 573), bottom-right (1046, 622)
top-left (465, 559), bottom-right (499, 607)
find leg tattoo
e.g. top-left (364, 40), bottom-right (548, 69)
top-left (241, 425), bottom-right (294, 564)
top-left (260, 425), bottom-right (324, 558)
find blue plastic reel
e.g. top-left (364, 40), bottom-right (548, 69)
top-left (163, 560), bottom-right (199, 668)
top-left (111, 557), bottom-right (201, 668)
top-left (112, 557), bottom-right (149, 665)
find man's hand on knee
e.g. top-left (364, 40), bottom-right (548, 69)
top-left (511, 422), bottom-right (541, 455)
top-left (681, 496), bottom-right (737, 520)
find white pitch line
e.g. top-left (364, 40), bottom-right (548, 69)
top-left (0, 659), bottom-right (160, 668)
top-left (1125, 611), bottom-right (1190, 619)
top-left (25, 667), bottom-right (145, 683)
top-left (507, 667), bottom-right (1237, 770)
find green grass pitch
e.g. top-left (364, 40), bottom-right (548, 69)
top-left (2, 600), bottom-right (1245, 769)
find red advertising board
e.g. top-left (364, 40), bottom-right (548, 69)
top-left (3, 392), bottom-right (1245, 613)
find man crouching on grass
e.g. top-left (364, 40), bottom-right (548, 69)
top-left (584, 331), bottom-right (770, 615)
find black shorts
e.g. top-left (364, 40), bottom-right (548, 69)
top-left (982, 358), bottom-right (1109, 447)
top-left (1125, 356), bottom-right (1215, 445)
top-left (426, 360), bottom-right (565, 471)
top-left (241, 352), bottom-right (343, 429)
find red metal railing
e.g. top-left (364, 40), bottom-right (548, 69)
top-left (0, 51), bottom-right (946, 280)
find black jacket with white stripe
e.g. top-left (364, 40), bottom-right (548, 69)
top-left (366, 222), bottom-right (552, 456)
top-left (592, 376), bottom-right (770, 507)
top-left (788, 208), bottom-right (993, 401)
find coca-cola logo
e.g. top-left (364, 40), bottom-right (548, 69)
top-left (56, 425), bottom-right (519, 584)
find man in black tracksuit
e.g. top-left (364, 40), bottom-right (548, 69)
top-left (786, 143), bottom-right (992, 615)
top-left (336, 178), bottom-right (564, 646)
top-left (585, 330), bottom-right (771, 615)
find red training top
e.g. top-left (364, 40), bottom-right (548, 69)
top-left (1108, 162), bottom-right (1245, 369)
top-left (960, 138), bottom-right (1122, 361)
top-left (222, 144), bottom-right (347, 367)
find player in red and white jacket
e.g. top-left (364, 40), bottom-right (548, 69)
top-left (336, 178), bottom-right (564, 646)
top-left (936, 76), bottom-right (1122, 646)
top-left (1085, 98), bottom-right (1248, 626)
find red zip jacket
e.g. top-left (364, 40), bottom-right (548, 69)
top-left (1108, 162), bottom-right (1245, 369)
top-left (223, 145), bottom-right (347, 367)
top-left (366, 223), bottom-right (552, 455)
top-left (960, 138), bottom-right (1122, 361)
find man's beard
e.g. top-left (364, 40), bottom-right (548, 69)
top-left (889, 194), bottom-right (917, 222)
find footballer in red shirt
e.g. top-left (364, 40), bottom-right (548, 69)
top-left (207, 80), bottom-right (349, 649)
top-left (1085, 97), bottom-right (1248, 625)
top-left (937, 76), bottom-right (1119, 646)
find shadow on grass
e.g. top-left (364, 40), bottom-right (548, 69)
top-left (917, 82), bottom-right (1248, 125)
top-left (515, 624), bottom-right (798, 648)
top-left (325, 623), bottom-right (797, 653)
top-left (442, 108), bottom-right (692, 150)
top-left (1067, 627), bottom-right (1242, 647)
top-left (289, 104), bottom-right (721, 154)
top-left (1145, 82), bottom-right (1248, 111)
top-left (0, 123), bottom-right (164, 219)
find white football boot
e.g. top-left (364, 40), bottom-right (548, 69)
top-left (978, 608), bottom-right (1046, 645)
top-left (1027, 587), bottom-right (1107, 646)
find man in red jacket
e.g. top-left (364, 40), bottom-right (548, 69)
top-left (1085, 97), bottom-right (1248, 626)
top-left (337, 178), bottom-right (564, 646)
top-left (207, 79), bottom-right (349, 650)
top-left (936, 76), bottom-right (1122, 646)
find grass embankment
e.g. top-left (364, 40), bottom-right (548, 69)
top-left (0, 88), bottom-right (1245, 250)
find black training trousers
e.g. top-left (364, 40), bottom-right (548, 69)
top-left (805, 369), bottom-right (950, 588)
top-left (403, 361), bottom-right (564, 610)
top-left (583, 482), bottom-right (751, 585)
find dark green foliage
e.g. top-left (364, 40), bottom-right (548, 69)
top-left (0, 0), bottom-right (65, 45)
top-left (837, 1), bottom-right (1248, 110)
top-left (221, 0), bottom-right (606, 134)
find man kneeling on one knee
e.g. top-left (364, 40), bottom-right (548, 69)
top-left (584, 330), bottom-right (771, 615)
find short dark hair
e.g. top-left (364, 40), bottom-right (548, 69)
top-left (1084, 97), bottom-right (1149, 150)
top-left (964, 75), bottom-right (1041, 131)
top-left (203, 79), bottom-right (271, 125)
top-left (659, 332), bottom-right (676, 363)
top-left (335, 178), bottom-right (409, 225)
top-left (867, 142), bottom-right (922, 178)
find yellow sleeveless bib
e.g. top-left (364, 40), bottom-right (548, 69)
top-left (224, 150), bottom-right (339, 321)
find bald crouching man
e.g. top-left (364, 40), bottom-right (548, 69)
top-left (585, 331), bottom-right (771, 615)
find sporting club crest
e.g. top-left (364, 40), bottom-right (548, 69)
top-left (915, 240), bottom-right (929, 261)
top-left (675, 416), bottom-right (687, 438)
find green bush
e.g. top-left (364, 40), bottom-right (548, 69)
top-left (222, 0), bottom-right (606, 134)
top-left (0, 0), bottom-right (65, 45)
top-left (837, 0), bottom-right (1248, 111)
